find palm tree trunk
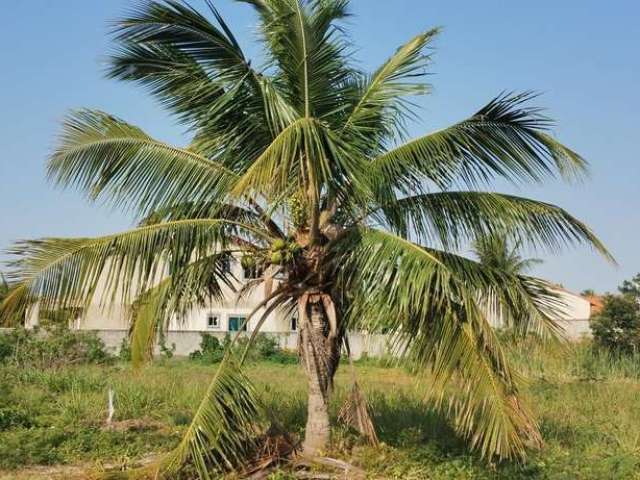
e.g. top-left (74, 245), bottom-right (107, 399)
top-left (299, 297), bottom-right (341, 456)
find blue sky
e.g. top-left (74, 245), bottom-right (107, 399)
top-left (0, 0), bottom-right (638, 293)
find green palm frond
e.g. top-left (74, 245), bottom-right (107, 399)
top-left (158, 355), bottom-right (261, 479)
top-left (338, 228), bottom-right (555, 457)
top-left (111, 0), bottom-right (251, 88)
top-left (343, 28), bottom-right (439, 147)
top-left (129, 252), bottom-right (236, 366)
top-left (242, 0), bottom-right (352, 120)
top-left (48, 110), bottom-right (237, 218)
top-left (129, 279), bottom-right (170, 367)
top-left (5, 219), bottom-right (264, 312)
top-left (109, 0), bottom-right (300, 172)
top-left (372, 92), bottom-right (588, 194)
top-left (232, 117), bottom-right (367, 210)
top-left (0, 282), bottom-right (32, 327)
top-left (378, 191), bottom-right (614, 260)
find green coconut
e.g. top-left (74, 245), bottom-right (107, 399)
top-left (271, 251), bottom-right (284, 265)
top-left (272, 239), bottom-right (287, 251)
top-left (240, 255), bottom-right (256, 269)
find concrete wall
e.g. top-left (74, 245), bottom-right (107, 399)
top-left (94, 329), bottom-right (389, 360)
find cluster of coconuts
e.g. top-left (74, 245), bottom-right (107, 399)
top-left (269, 238), bottom-right (302, 265)
top-left (240, 238), bottom-right (302, 269)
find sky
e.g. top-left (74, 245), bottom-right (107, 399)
top-left (0, 0), bottom-right (638, 294)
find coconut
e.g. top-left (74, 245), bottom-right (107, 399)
top-left (271, 251), bottom-right (284, 265)
top-left (240, 255), bottom-right (256, 269)
top-left (272, 239), bottom-right (287, 251)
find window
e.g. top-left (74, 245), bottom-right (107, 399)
top-left (290, 316), bottom-right (298, 332)
top-left (206, 313), bottom-right (220, 330)
top-left (228, 315), bottom-right (248, 332)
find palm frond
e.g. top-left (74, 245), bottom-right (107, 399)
top-left (0, 282), bottom-right (32, 327)
top-left (48, 110), bottom-right (237, 218)
top-left (111, 0), bottom-right (250, 86)
top-left (336, 228), bottom-right (555, 458)
top-left (242, 0), bottom-right (352, 120)
top-left (5, 219), bottom-right (264, 313)
top-left (159, 354), bottom-right (261, 478)
top-left (109, 0), bottom-right (300, 172)
top-left (378, 191), bottom-right (614, 260)
top-left (129, 251), bottom-right (237, 366)
top-left (231, 117), bottom-right (367, 209)
top-left (342, 28), bottom-right (439, 147)
top-left (372, 92), bottom-right (588, 193)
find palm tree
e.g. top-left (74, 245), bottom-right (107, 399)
top-left (1, 0), bottom-right (612, 476)
top-left (473, 233), bottom-right (550, 335)
top-left (473, 233), bottom-right (542, 276)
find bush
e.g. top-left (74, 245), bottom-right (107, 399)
top-left (0, 406), bottom-right (33, 429)
top-left (591, 294), bottom-right (640, 353)
top-left (0, 326), bottom-right (112, 368)
top-left (118, 336), bottom-right (132, 361)
top-left (189, 333), bottom-right (226, 363)
top-left (189, 333), bottom-right (298, 364)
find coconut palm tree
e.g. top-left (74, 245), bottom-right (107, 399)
top-left (1, 0), bottom-right (612, 477)
top-left (473, 233), bottom-right (542, 276)
top-left (472, 233), bottom-right (553, 336)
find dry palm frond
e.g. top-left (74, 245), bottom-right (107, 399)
top-left (337, 380), bottom-right (379, 447)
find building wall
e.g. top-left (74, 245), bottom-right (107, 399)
top-left (26, 258), bottom-right (594, 357)
top-left (485, 288), bottom-right (592, 339)
top-left (94, 328), bottom-right (388, 360)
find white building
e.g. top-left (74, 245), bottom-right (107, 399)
top-left (25, 258), bottom-right (593, 358)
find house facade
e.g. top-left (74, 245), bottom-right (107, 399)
top-left (24, 257), bottom-right (593, 358)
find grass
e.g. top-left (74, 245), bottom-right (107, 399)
top-left (1, 341), bottom-right (640, 479)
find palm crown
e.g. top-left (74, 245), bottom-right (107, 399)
top-left (1, 0), bottom-right (612, 477)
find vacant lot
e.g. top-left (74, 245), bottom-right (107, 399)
top-left (1, 341), bottom-right (640, 479)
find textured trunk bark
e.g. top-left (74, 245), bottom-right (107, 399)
top-left (303, 351), bottom-right (332, 455)
top-left (299, 297), bottom-right (340, 456)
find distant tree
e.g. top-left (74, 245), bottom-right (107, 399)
top-left (581, 289), bottom-right (596, 297)
top-left (473, 233), bottom-right (551, 336)
top-left (619, 273), bottom-right (640, 299)
top-left (473, 234), bottom-right (542, 276)
top-left (591, 273), bottom-right (640, 353)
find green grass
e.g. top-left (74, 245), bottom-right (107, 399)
top-left (1, 342), bottom-right (640, 479)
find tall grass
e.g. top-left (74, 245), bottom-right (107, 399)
top-left (1, 340), bottom-right (640, 478)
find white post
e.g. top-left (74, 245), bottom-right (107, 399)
top-left (107, 388), bottom-right (115, 425)
top-left (25, 302), bottom-right (40, 329)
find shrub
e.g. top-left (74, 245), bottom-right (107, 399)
top-left (118, 336), bottom-right (132, 361)
top-left (236, 334), bottom-right (298, 364)
top-left (0, 326), bottom-right (112, 368)
top-left (0, 405), bottom-right (33, 429)
top-left (591, 294), bottom-right (640, 353)
top-left (189, 333), bottom-right (298, 364)
top-left (0, 428), bottom-right (66, 468)
top-left (158, 333), bottom-right (176, 359)
top-left (189, 333), bottom-right (226, 363)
